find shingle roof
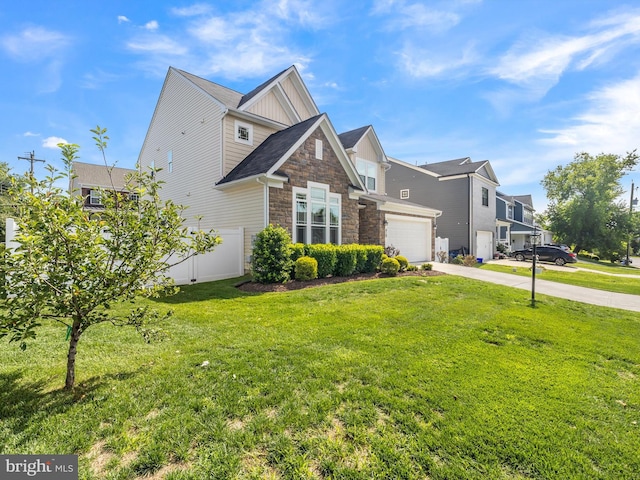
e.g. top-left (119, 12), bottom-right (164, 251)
top-left (174, 68), bottom-right (244, 108)
top-left (71, 161), bottom-right (136, 190)
top-left (513, 195), bottom-right (534, 208)
top-left (216, 114), bottom-right (324, 185)
top-left (419, 157), bottom-right (488, 176)
top-left (238, 67), bottom-right (290, 108)
top-left (338, 126), bottom-right (370, 150)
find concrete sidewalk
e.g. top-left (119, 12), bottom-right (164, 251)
top-left (430, 262), bottom-right (640, 312)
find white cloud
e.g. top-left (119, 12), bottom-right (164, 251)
top-left (490, 11), bottom-right (640, 96)
top-left (126, 35), bottom-right (189, 56)
top-left (127, 2), bottom-right (315, 78)
top-left (538, 74), bottom-right (640, 156)
top-left (399, 42), bottom-right (477, 78)
top-left (42, 136), bottom-right (68, 149)
top-left (373, 0), bottom-right (462, 33)
top-left (23, 131), bottom-right (40, 137)
top-left (170, 4), bottom-right (212, 17)
top-left (144, 20), bottom-right (159, 31)
top-left (1, 26), bottom-right (70, 62)
top-left (117, 15), bottom-right (131, 24)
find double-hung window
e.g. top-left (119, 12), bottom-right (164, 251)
top-left (293, 182), bottom-right (341, 244)
top-left (89, 189), bottom-right (102, 205)
top-left (356, 158), bottom-right (377, 192)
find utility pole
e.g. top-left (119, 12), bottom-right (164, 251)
top-left (17, 151), bottom-right (45, 175)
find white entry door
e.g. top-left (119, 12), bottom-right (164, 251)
top-left (476, 230), bottom-right (493, 262)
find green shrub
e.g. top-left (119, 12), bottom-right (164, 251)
top-left (334, 245), bottom-right (357, 277)
top-left (252, 225), bottom-right (293, 284)
top-left (395, 255), bottom-right (409, 272)
top-left (406, 264), bottom-right (418, 271)
top-left (306, 244), bottom-right (337, 278)
top-left (421, 263), bottom-right (433, 271)
top-left (289, 243), bottom-right (306, 278)
top-left (353, 245), bottom-right (368, 273)
top-left (451, 255), bottom-right (464, 265)
top-left (380, 257), bottom-right (400, 276)
top-left (364, 245), bottom-right (384, 273)
top-left (295, 256), bottom-right (318, 281)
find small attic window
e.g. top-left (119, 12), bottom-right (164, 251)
top-left (400, 189), bottom-right (410, 200)
top-left (315, 139), bottom-right (323, 160)
top-left (234, 120), bottom-right (253, 146)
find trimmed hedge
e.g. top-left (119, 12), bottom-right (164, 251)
top-left (306, 244), bottom-right (337, 278)
top-left (295, 256), bottom-right (318, 281)
top-left (334, 245), bottom-right (357, 277)
top-left (250, 225), bottom-right (387, 282)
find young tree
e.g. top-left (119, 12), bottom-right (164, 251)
top-left (542, 151), bottom-right (638, 258)
top-left (0, 127), bottom-right (221, 390)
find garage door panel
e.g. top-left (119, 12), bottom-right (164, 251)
top-left (386, 216), bottom-right (432, 263)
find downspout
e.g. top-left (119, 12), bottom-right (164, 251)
top-left (256, 177), bottom-right (269, 227)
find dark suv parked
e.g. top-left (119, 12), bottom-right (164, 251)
top-left (512, 246), bottom-right (578, 266)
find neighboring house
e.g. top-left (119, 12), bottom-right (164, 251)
top-left (70, 161), bottom-right (137, 211)
top-left (137, 66), bottom-right (441, 269)
top-left (496, 192), bottom-right (541, 251)
top-left (386, 157), bottom-right (499, 261)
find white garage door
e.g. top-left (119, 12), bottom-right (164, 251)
top-left (386, 215), bottom-right (432, 263)
top-left (476, 230), bottom-right (493, 262)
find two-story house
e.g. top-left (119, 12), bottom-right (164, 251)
top-left (69, 161), bottom-right (137, 212)
top-left (496, 192), bottom-right (541, 251)
top-left (137, 66), bottom-right (441, 271)
top-left (386, 157), bottom-right (499, 261)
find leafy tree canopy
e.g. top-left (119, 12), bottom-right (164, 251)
top-left (0, 127), bottom-right (221, 389)
top-left (541, 151), bottom-right (638, 258)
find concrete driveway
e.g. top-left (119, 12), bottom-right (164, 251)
top-left (430, 261), bottom-right (640, 312)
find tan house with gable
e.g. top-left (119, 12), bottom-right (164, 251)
top-left (138, 66), bottom-right (441, 273)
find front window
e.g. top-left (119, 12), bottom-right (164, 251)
top-left (482, 187), bottom-right (489, 207)
top-left (89, 189), bottom-right (102, 205)
top-left (356, 158), bottom-right (377, 192)
top-left (293, 182), bottom-right (341, 244)
top-left (507, 205), bottom-right (513, 219)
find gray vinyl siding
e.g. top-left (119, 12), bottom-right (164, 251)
top-left (386, 163), bottom-right (470, 252)
top-left (496, 197), bottom-right (507, 219)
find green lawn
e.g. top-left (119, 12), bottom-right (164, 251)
top-left (480, 262), bottom-right (640, 295)
top-left (1, 275), bottom-right (639, 479)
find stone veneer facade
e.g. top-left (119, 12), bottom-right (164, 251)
top-left (268, 128), bottom-right (360, 244)
top-left (358, 199), bottom-right (385, 245)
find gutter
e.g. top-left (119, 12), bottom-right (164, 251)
top-left (256, 177), bottom-right (269, 227)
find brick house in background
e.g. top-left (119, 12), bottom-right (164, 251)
top-left (69, 161), bottom-right (137, 211)
top-left (137, 66), bottom-right (441, 270)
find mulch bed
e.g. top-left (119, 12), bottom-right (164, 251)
top-left (236, 269), bottom-right (446, 293)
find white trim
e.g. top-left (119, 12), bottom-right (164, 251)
top-left (234, 120), bottom-right (253, 145)
top-left (315, 139), bottom-right (323, 160)
top-left (292, 181), bottom-right (341, 244)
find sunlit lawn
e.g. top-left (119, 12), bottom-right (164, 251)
top-left (480, 261), bottom-right (640, 295)
top-left (1, 275), bottom-right (639, 479)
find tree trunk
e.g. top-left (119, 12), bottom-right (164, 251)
top-left (64, 319), bottom-right (82, 390)
top-left (573, 245), bottom-right (582, 255)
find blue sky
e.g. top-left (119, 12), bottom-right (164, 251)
top-left (2, 0), bottom-right (640, 212)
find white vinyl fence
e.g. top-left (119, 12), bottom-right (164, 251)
top-left (5, 219), bottom-right (244, 285)
top-left (435, 236), bottom-right (449, 262)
